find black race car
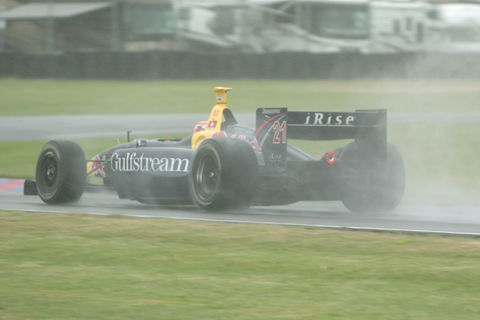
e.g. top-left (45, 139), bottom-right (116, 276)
top-left (24, 87), bottom-right (405, 213)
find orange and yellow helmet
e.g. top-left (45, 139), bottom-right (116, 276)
top-left (193, 121), bottom-right (208, 133)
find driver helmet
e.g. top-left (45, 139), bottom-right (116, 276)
top-left (193, 121), bottom-right (208, 133)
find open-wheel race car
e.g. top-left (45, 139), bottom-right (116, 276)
top-left (24, 87), bottom-right (405, 213)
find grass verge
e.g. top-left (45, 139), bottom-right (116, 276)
top-left (2, 78), bottom-right (480, 116)
top-left (1, 210), bottom-right (479, 320)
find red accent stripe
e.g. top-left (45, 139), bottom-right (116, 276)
top-left (255, 113), bottom-right (286, 137)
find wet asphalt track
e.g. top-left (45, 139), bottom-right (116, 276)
top-left (1, 190), bottom-right (480, 236)
top-left (1, 112), bottom-right (480, 236)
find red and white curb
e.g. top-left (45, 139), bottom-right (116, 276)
top-left (0, 179), bottom-right (24, 192)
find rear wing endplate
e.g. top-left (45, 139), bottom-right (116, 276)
top-left (256, 108), bottom-right (387, 175)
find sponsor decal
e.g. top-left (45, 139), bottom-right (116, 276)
top-left (216, 96), bottom-right (223, 102)
top-left (91, 154), bottom-right (107, 178)
top-left (207, 120), bottom-right (217, 130)
top-left (262, 108), bottom-right (282, 115)
top-left (211, 131), bottom-right (227, 139)
top-left (111, 152), bottom-right (189, 173)
top-left (269, 154), bottom-right (282, 160)
top-left (232, 126), bottom-right (255, 135)
top-left (251, 138), bottom-right (262, 153)
top-left (304, 112), bottom-right (355, 126)
top-left (211, 131), bottom-right (262, 153)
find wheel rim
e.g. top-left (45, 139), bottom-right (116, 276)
top-left (41, 152), bottom-right (58, 189)
top-left (195, 154), bottom-right (220, 201)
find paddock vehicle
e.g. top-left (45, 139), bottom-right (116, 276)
top-left (24, 87), bottom-right (405, 213)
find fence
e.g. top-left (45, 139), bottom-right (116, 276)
top-left (1, 51), bottom-right (480, 80)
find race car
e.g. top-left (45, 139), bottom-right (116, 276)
top-left (24, 87), bottom-right (405, 213)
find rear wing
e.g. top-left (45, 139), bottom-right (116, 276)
top-left (255, 108), bottom-right (387, 175)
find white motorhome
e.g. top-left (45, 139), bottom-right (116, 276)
top-left (245, 0), bottom-right (371, 53)
top-left (178, 0), bottom-right (439, 53)
top-left (178, 0), bottom-right (371, 53)
top-left (429, 3), bottom-right (480, 52)
top-left (369, 0), bottom-right (434, 52)
top-left (175, 1), bottom-right (245, 51)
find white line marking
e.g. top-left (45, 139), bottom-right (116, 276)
top-left (3, 206), bottom-right (480, 237)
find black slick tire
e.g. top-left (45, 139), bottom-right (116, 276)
top-left (36, 140), bottom-right (86, 204)
top-left (190, 138), bottom-right (258, 211)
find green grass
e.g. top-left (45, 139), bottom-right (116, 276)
top-left (1, 210), bottom-right (480, 320)
top-left (1, 78), bottom-right (480, 116)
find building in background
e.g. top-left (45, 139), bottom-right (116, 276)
top-left (429, 3), bottom-right (480, 52)
top-left (0, 0), bottom-right (175, 51)
top-left (0, 0), bottom-right (118, 51)
top-left (177, 0), bottom-right (476, 53)
top-left (120, 0), bottom-right (176, 50)
top-left (0, 0), bottom-right (479, 53)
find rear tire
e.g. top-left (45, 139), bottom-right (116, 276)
top-left (191, 139), bottom-right (258, 211)
top-left (36, 140), bottom-right (86, 204)
top-left (341, 142), bottom-right (405, 213)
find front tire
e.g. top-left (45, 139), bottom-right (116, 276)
top-left (341, 142), bottom-right (405, 213)
top-left (36, 140), bottom-right (86, 204)
top-left (191, 139), bottom-right (258, 211)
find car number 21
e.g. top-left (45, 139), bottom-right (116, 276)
top-left (272, 121), bottom-right (286, 144)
